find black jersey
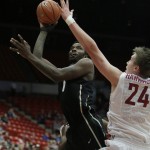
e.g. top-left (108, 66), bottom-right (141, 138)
top-left (59, 78), bottom-right (96, 125)
top-left (58, 78), bottom-right (106, 150)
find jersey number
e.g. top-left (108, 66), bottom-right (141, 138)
top-left (125, 83), bottom-right (149, 107)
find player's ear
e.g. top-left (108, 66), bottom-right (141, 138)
top-left (134, 65), bottom-right (140, 73)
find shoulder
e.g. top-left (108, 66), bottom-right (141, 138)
top-left (78, 57), bottom-right (93, 65)
top-left (76, 58), bottom-right (94, 70)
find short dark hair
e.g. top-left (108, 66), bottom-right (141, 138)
top-left (133, 47), bottom-right (150, 78)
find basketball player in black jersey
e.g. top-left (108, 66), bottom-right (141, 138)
top-left (9, 23), bottom-right (106, 150)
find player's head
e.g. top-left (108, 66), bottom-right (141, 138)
top-left (126, 47), bottom-right (150, 78)
top-left (69, 41), bottom-right (88, 63)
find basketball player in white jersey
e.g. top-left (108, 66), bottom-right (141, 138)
top-left (60, 0), bottom-right (150, 149)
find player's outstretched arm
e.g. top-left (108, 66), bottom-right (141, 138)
top-left (60, 0), bottom-right (122, 87)
top-left (9, 35), bottom-right (93, 82)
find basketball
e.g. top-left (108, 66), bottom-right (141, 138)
top-left (36, 0), bottom-right (61, 24)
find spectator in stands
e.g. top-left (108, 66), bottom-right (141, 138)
top-left (24, 140), bottom-right (32, 150)
top-left (42, 132), bottom-right (50, 142)
top-left (0, 126), bottom-right (4, 135)
top-left (7, 108), bottom-right (18, 119)
top-left (47, 111), bottom-right (52, 120)
top-left (13, 144), bottom-right (19, 150)
top-left (18, 137), bottom-right (25, 150)
top-left (9, 22), bottom-right (106, 149)
top-left (55, 129), bottom-right (61, 145)
top-left (0, 132), bottom-right (4, 144)
top-left (1, 113), bottom-right (8, 124)
top-left (37, 109), bottom-right (47, 124)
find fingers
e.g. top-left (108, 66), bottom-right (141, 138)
top-left (66, 0), bottom-right (69, 8)
top-left (60, 0), bottom-right (69, 8)
top-left (10, 38), bottom-right (24, 55)
top-left (9, 47), bottom-right (20, 55)
top-left (18, 34), bottom-right (24, 43)
top-left (70, 9), bottom-right (74, 17)
top-left (10, 38), bottom-right (22, 50)
top-left (60, 0), bottom-right (63, 7)
top-left (9, 34), bottom-right (31, 58)
top-left (18, 34), bottom-right (28, 45)
top-left (60, 0), bottom-right (65, 7)
top-left (9, 47), bottom-right (18, 53)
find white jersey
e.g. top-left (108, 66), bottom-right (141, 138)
top-left (107, 72), bottom-right (150, 145)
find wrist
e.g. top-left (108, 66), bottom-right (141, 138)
top-left (40, 27), bottom-right (49, 32)
top-left (65, 15), bottom-right (75, 26)
top-left (40, 24), bottom-right (56, 32)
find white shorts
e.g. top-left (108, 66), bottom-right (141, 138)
top-left (100, 137), bottom-right (150, 150)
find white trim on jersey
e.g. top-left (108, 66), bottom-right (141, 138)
top-left (79, 84), bottom-right (102, 148)
top-left (62, 80), bottom-right (66, 92)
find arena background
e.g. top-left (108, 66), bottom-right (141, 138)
top-left (0, 0), bottom-right (149, 149)
top-left (0, 0), bottom-right (150, 85)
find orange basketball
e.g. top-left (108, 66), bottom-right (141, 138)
top-left (36, 0), bottom-right (61, 24)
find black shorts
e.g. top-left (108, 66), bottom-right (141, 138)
top-left (64, 113), bottom-right (106, 150)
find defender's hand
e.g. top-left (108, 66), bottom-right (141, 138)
top-left (60, 0), bottom-right (73, 20)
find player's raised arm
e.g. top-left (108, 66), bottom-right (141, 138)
top-left (10, 35), bottom-right (93, 82)
top-left (35, 0), bottom-right (60, 64)
top-left (60, 0), bottom-right (122, 87)
top-left (33, 22), bottom-right (57, 66)
top-left (33, 24), bottom-right (48, 59)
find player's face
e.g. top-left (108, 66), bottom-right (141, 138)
top-left (69, 43), bottom-right (86, 62)
top-left (125, 53), bottom-right (139, 75)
